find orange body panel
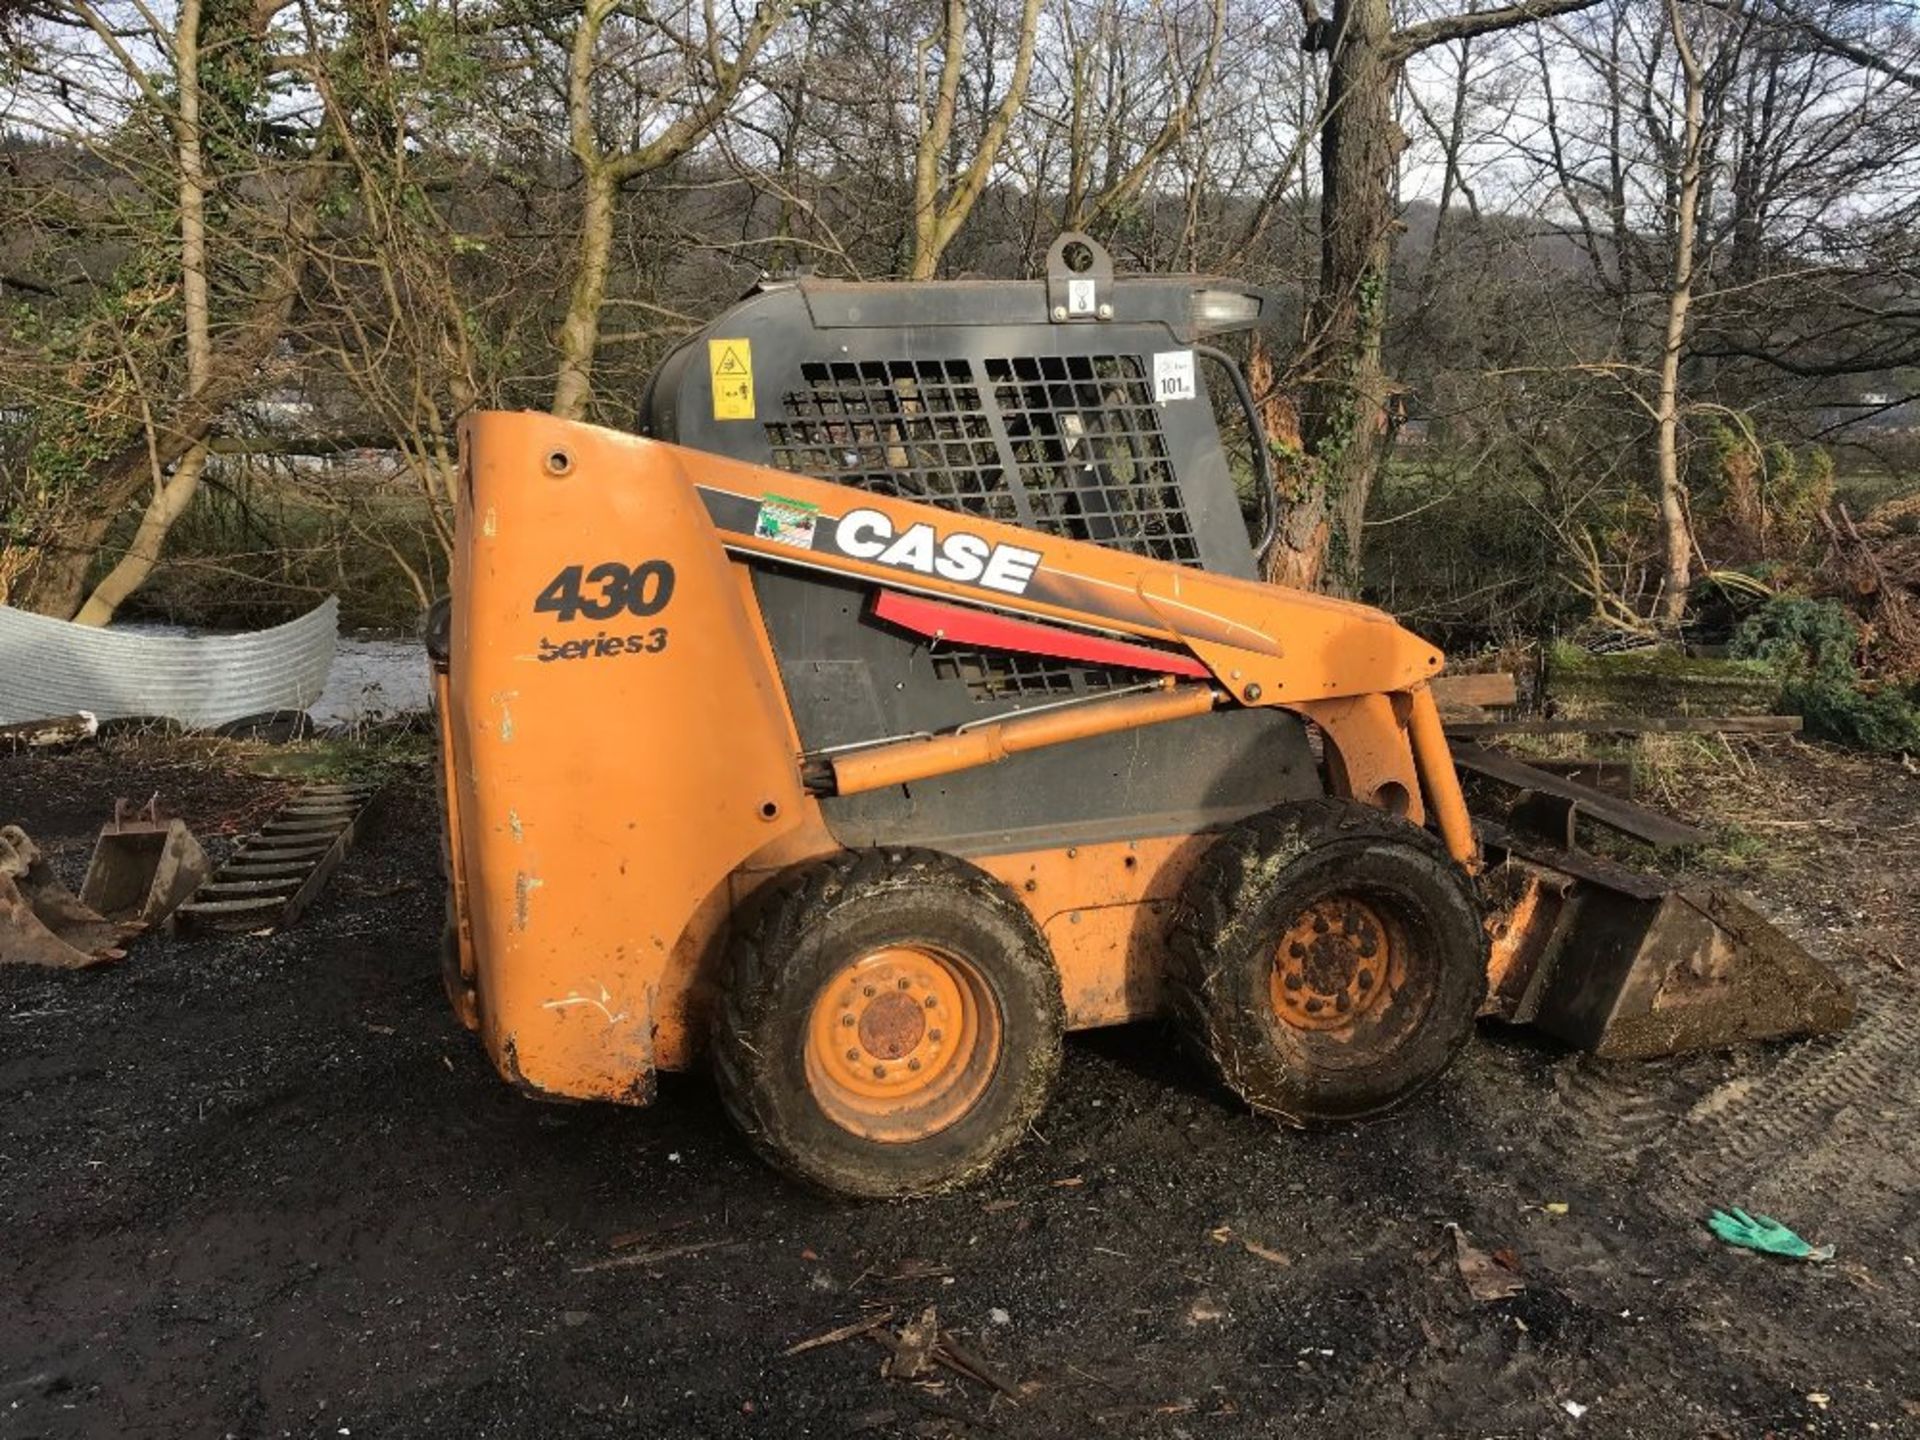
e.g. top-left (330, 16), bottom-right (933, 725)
top-left (446, 414), bottom-right (819, 1101)
top-left (439, 412), bottom-right (1480, 1104)
top-left (974, 833), bottom-right (1215, 1026)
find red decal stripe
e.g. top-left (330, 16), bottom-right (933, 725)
top-left (871, 590), bottom-right (1210, 678)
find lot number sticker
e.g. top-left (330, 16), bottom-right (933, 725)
top-left (1153, 350), bottom-right (1196, 404)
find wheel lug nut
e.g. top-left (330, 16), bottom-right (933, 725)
top-left (1313, 916), bottom-right (1329, 935)
top-left (1357, 969), bottom-right (1373, 988)
top-left (908, 1058), bottom-right (921, 1072)
top-left (1335, 993), bottom-right (1350, 1012)
top-left (928, 1029), bottom-right (942, 1042)
top-left (845, 1048), bottom-right (859, 1061)
top-left (1305, 998), bottom-right (1323, 1014)
top-left (1359, 940), bottom-right (1377, 958)
top-left (1289, 943), bottom-right (1306, 959)
top-left (841, 1014), bottom-right (855, 1027)
top-left (1283, 973), bottom-right (1302, 990)
top-left (898, 978), bottom-right (911, 990)
top-left (863, 985), bottom-right (876, 997)
top-left (924, 996), bottom-right (938, 1009)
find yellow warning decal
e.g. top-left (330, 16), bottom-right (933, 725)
top-left (709, 338), bottom-right (754, 421)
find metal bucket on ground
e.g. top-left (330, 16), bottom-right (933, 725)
top-left (0, 825), bottom-right (138, 968)
top-left (1479, 825), bottom-right (1854, 1059)
top-left (79, 797), bottom-right (209, 927)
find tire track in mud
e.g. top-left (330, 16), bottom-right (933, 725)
top-left (1655, 980), bottom-right (1920, 1226)
top-left (1485, 1042), bottom-right (1718, 1185)
top-left (1546, 1055), bottom-right (1708, 1173)
top-left (1497, 971), bottom-right (1920, 1228)
top-left (1518, 979), bottom-right (1920, 1238)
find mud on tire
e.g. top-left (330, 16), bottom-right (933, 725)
top-left (712, 848), bottom-right (1064, 1198)
top-left (1169, 799), bottom-right (1487, 1124)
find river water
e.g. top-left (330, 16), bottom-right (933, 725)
top-left (312, 634), bottom-right (434, 727)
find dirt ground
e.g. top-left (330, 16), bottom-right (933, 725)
top-left (2, 733), bottom-right (1916, 1440)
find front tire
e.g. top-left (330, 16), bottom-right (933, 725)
top-left (1170, 799), bottom-right (1487, 1124)
top-left (712, 848), bottom-right (1064, 1198)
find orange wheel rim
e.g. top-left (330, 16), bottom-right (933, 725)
top-left (1269, 895), bottom-right (1397, 1033)
top-left (804, 946), bottom-right (1002, 1142)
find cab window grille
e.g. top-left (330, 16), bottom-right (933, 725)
top-left (986, 354), bottom-right (1201, 565)
top-left (766, 359), bottom-right (1015, 522)
top-left (931, 649), bottom-right (1143, 703)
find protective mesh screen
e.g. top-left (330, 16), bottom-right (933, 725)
top-left (764, 359), bottom-right (1014, 521)
top-left (767, 354), bottom-right (1201, 565)
top-left (987, 354), bottom-right (1201, 565)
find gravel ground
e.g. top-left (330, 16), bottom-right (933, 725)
top-left (2, 734), bottom-right (1916, 1439)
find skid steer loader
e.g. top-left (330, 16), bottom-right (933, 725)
top-left (429, 234), bottom-right (1849, 1197)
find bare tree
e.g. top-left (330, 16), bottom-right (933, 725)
top-left (1270, 0), bottom-right (1611, 592)
top-left (1648, 0), bottom-right (1710, 623)
top-left (1, 0), bottom-right (331, 620)
top-left (550, 0), bottom-right (793, 420)
top-left (907, 0), bottom-right (1046, 277)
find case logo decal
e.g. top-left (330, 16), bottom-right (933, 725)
top-left (833, 508), bottom-right (1042, 596)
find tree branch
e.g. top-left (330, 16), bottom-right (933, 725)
top-left (1392, 0), bottom-right (1607, 58)
top-left (1715, 0), bottom-right (1920, 90)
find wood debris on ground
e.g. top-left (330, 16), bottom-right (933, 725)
top-left (570, 1237), bottom-right (740, 1275)
top-left (786, 1304), bottom-right (1022, 1401)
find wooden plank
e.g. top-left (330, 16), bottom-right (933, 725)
top-left (1522, 757), bottom-right (1635, 798)
top-left (1446, 714), bottom-right (1801, 738)
top-left (1449, 742), bottom-right (1710, 849)
top-left (1430, 673), bottom-right (1518, 708)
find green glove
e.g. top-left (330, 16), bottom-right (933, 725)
top-left (1707, 1208), bottom-right (1834, 1262)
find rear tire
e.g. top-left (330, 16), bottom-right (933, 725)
top-left (712, 848), bottom-right (1064, 1198)
top-left (1170, 799), bottom-right (1487, 1124)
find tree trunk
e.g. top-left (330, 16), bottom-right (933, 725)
top-left (548, 0), bottom-right (788, 415)
top-left (1653, 0), bottom-right (1705, 628)
top-left (1280, 0), bottom-right (1403, 593)
top-left (72, 446), bottom-right (212, 627)
top-left (1248, 334), bottom-right (1329, 590)
top-left (15, 515), bottom-right (114, 617)
top-left (907, 0), bottom-right (1042, 280)
top-left (10, 161), bottom-right (322, 621)
top-left (552, 167), bottom-right (617, 422)
top-left (72, 0), bottom-right (213, 628)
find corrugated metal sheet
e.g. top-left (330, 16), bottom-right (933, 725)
top-left (0, 598), bottom-right (339, 730)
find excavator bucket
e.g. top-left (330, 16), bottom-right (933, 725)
top-left (1478, 826), bottom-right (1853, 1059)
top-left (0, 825), bottom-right (142, 968)
top-left (79, 797), bottom-right (209, 927)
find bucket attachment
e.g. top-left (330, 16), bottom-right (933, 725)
top-left (0, 825), bottom-right (142, 968)
top-left (1481, 822), bottom-right (1854, 1059)
top-left (1459, 740), bottom-right (1852, 1058)
top-left (79, 796), bottom-right (209, 927)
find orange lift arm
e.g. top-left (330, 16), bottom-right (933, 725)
top-left (657, 430), bottom-right (1475, 865)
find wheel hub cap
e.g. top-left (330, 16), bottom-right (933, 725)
top-left (1270, 896), bottom-right (1394, 1032)
top-left (804, 945), bottom-right (1000, 1141)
